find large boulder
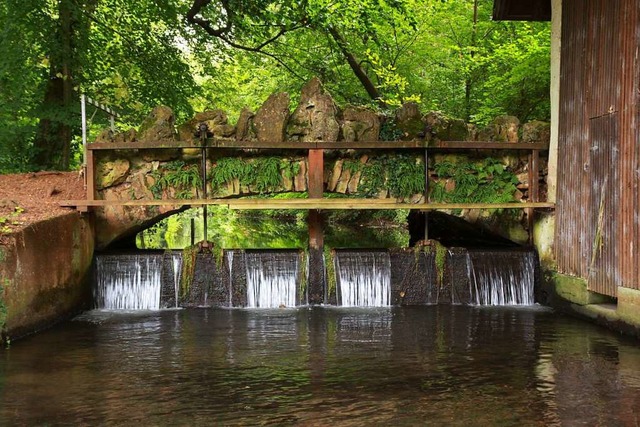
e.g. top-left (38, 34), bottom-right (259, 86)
top-left (254, 92), bottom-right (291, 143)
top-left (479, 115), bottom-right (520, 142)
top-left (522, 120), bottom-right (550, 143)
top-left (395, 102), bottom-right (424, 140)
top-left (342, 107), bottom-right (380, 142)
top-left (287, 77), bottom-right (340, 142)
top-left (138, 106), bottom-right (177, 141)
top-left (96, 158), bottom-right (130, 190)
top-left (235, 107), bottom-right (256, 141)
top-left (177, 110), bottom-right (235, 141)
top-left (423, 111), bottom-right (469, 141)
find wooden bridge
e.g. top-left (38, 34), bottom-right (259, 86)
top-left (61, 138), bottom-right (553, 212)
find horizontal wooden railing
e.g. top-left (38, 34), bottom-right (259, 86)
top-left (62, 138), bottom-right (552, 213)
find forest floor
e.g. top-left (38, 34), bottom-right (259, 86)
top-left (0, 172), bottom-right (85, 240)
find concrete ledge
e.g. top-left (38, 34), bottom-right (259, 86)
top-left (551, 272), bottom-right (611, 306)
top-left (618, 287), bottom-right (640, 326)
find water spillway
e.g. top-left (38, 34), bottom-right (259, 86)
top-left (335, 250), bottom-right (391, 307)
top-left (94, 254), bottom-right (163, 310)
top-left (244, 250), bottom-right (302, 308)
top-left (466, 249), bottom-right (536, 306)
top-left (91, 247), bottom-right (538, 309)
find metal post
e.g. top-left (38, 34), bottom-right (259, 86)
top-left (191, 218), bottom-right (196, 247)
top-left (199, 123), bottom-right (209, 246)
top-left (81, 94), bottom-right (87, 190)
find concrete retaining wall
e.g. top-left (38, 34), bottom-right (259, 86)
top-left (0, 213), bottom-right (94, 343)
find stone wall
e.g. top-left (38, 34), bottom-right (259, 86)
top-left (92, 77), bottom-right (550, 249)
top-left (0, 212), bottom-right (94, 343)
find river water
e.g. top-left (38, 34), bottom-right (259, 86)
top-left (1, 306), bottom-right (639, 425)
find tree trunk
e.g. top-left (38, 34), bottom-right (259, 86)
top-left (33, 0), bottom-right (75, 170)
top-left (327, 27), bottom-right (386, 108)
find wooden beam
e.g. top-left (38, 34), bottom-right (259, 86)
top-left (60, 198), bottom-right (555, 210)
top-left (87, 139), bottom-right (550, 151)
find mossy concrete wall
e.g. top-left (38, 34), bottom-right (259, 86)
top-left (0, 213), bottom-right (94, 342)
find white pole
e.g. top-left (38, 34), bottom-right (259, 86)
top-left (81, 93), bottom-right (87, 189)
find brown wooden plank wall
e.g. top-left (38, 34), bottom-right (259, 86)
top-left (556, 0), bottom-right (639, 296)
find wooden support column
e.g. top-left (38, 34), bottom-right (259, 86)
top-left (424, 148), bottom-right (430, 241)
top-left (527, 149), bottom-right (540, 244)
top-left (307, 149), bottom-right (325, 304)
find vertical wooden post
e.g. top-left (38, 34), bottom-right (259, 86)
top-left (308, 148), bottom-right (324, 250)
top-left (307, 148), bottom-right (325, 304)
top-left (424, 148), bottom-right (430, 241)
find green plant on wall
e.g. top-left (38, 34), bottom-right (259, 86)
top-left (324, 247), bottom-right (337, 299)
top-left (430, 158), bottom-right (519, 205)
top-left (150, 160), bottom-right (202, 199)
top-left (356, 155), bottom-right (426, 199)
top-left (180, 245), bottom-right (199, 300)
top-left (299, 249), bottom-right (308, 302)
top-left (209, 156), bottom-right (302, 194)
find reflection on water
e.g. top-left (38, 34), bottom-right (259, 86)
top-left (137, 206), bottom-right (408, 249)
top-left (1, 307), bottom-right (640, 425)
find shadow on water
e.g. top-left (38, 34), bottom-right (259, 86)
top-left (1, 306), bottom-right (640, 425)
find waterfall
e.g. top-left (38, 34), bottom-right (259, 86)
top-left (335, 251), bottom-right (391, 307)
top-left (94, 254), bottom-right (163, 310)
top-left (245, 251), bottom-right (299, 308)
top-left (171, 253), bottom-right (182, 308)
top-left (466, 250), bottom-right (536, 306)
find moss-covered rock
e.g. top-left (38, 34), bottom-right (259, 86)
top-left (96, 158), bottom-right (130, 189)
top-left (254, 92), bottom-right (290, 143)
top-left (287, 77), bottom-right (340, 142)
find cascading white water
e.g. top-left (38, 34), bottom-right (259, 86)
top-left (466, 250), bottom-right (536, 306)
top-left (94, 254), bottom-right (163, 310)
top-left (171, 253), bottom-right (182, 308)
top-left (245, 252), bottom-right (299, 308)
top-left (335, 251), bottom-right (391, 307)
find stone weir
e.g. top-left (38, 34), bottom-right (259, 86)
top-left (92, 246), bottom-right (539, 309)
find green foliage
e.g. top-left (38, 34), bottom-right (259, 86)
top-left (210, 157), bottom-right (302, 194)
top-left (299, 249), bottom-right (308, 300)
top-left (0, 206), bottom-right (24, 233)
top-left (150, 161), bottom-right (202, 199)
top-left (430, 157), bottom-right (518, 205)
top-left (324, 247), bottom-right (337, 298)
top-left (180, 245), bottom-right (199, 300)
top-left (358, 155), bottom-right (425, 198)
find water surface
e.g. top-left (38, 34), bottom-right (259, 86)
top-left (1, 306), bottom-right (639, 425)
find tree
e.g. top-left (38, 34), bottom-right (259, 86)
top-left (0, 0), bottom-right (198, 171)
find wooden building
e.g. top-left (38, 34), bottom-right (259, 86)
top-left (495, 0), bottom-right (640, 306)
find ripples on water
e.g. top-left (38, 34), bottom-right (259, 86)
top-left (1, 306), bottom-right (640, 425)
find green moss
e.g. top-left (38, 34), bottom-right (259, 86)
top-left (414, 241), bottom-right (446, 286)
top-left (324, 247), bottom-right (337, 298)
top-left (552, 272), bottom-right (610, 306)
top-left (0, 277), bottom-right (7, 344)
top-left (180, 245), bottom-right (199, 299)
top-left (299, 249), bottom-right (308, 301)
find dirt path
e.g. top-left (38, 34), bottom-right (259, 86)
top-left (0, 171), bottom-right (85, 240)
